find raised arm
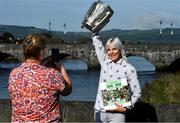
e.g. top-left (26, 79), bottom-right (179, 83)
top-left (59, 65), bottom-right (72, 96)
top-left (42, 57), bottom-right (72, 96)
top-left (92, 35), bottom-right (106, 65)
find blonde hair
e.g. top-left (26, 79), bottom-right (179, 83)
top-left (105, 37), bottom-right (127, 61)
top-left (23, 34), bottom-right (46, 61)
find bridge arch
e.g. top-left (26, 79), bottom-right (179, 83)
top-left (43, 53), bottom-right (71, 61)
top-left (42, 52), bottom-right (89, 70)
top-left (167, 57), bottom-right (180, 72)
top-left (0, 52), bottom-right (20, 62)
top-left (127, 55), bottom-right (155, 72)
top-left (127, 53), bottom-right (155, 67)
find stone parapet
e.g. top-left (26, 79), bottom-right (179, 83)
top-left (0, 99), bottom-right (180, 122)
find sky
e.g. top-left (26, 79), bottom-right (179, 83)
top-left (0, 0), bottom-right (180, 32)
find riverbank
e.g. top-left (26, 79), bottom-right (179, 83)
top-left (1, 99), bottom-right (180, 122)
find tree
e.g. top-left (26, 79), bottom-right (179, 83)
top-left (2, 32), bottom-right (15, 43)
top-left (76, 36), bottom-right (91, 44)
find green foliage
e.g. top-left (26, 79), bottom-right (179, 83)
top-left (42, 32), bottom-right (52, 39)
top-left (101, 28), bottom-right (180, 44)
top-left (76, 36), bottom-right (91, 44)
top-left (1, 25), bottom-right (180, 44)
top-left (142, 73), bottom-right (180, 105)
top-left (1, 32), bottom-right (15, 43)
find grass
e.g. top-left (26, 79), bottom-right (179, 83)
top-left (142, 72), bottom-right (180, 105)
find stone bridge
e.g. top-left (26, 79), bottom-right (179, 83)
top-left (0, 43), bottom-right (180, 71)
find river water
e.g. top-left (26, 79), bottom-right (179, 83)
top-left (0, 56), bottom-right (159, 101)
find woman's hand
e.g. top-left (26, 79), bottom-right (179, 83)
top-left (107, 103), bottom-right (127, 113)
top-left (92, 31), bottom-right (99, 37)
top-left (55, 62), bottom-right (72, 96)
top-left (54, 61), bottom-right (63, 71)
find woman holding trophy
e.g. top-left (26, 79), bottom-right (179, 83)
top-left (82, 1), bottom-right (141, 122)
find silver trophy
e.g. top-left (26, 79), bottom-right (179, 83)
top-left (81, 1), bottom-right (114, 33)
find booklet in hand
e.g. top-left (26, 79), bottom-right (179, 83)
top-left (100, 78), bottom-right (132, 110)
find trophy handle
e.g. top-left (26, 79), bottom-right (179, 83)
top-left (81, 2), bottom-right (98, 29)
top-left (91, 11), bottom-right (113, 33)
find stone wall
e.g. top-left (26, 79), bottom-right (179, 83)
top-left (0, 99), bottom-right (95, 122)
top-left (0, 99), bottom-right (180, 122)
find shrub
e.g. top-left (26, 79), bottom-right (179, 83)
top-left (142, 73), bottom-right (180, 105)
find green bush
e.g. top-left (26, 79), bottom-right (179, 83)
top-left (142, 73), bottom-right (180, 105)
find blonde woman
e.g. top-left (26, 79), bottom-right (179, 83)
top-left (92, 34), bottom-right (141, 122)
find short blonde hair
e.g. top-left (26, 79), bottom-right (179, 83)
top-left (105, 37), bottom-right (127, 61)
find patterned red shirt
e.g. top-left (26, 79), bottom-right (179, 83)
top-left (8, 60), bottom-right (65, 122)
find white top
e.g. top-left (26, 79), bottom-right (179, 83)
top-left (92, 35), bottom-right (141, 111)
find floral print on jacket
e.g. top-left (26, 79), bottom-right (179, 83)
top-left (8, 60), bottom-right (65, 122)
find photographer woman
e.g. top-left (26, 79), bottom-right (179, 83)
top-left (8, 34), bottom-right (72, 122)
